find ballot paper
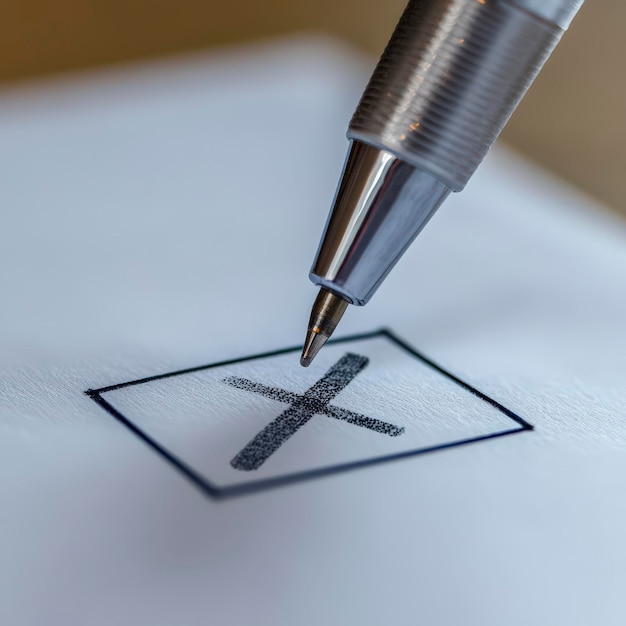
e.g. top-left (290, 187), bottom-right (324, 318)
top-left (1, 36), bottom-right (626, 626)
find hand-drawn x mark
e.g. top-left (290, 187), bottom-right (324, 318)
top-left (223, 352), bottom-right (404, 471)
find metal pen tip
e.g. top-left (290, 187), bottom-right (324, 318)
top-left (300, 331), bottom-right (328, 367)
top-left (300, 288), bottom-right (349, 367)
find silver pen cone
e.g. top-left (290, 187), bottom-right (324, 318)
top-left (300, 288), bottom-right (349, 367)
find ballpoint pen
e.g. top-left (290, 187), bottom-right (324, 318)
top-left (300, 0), bottom-right (584, 366)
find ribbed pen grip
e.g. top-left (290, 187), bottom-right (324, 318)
top-left (349, 0), bottom-right (563, 190)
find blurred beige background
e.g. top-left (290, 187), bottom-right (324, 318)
top-left (2, 1), bottom-right (624, 215)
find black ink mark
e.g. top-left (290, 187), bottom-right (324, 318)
top-left (225, 353), bottom-right (404, 471)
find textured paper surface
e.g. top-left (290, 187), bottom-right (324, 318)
top-left (1, 36), bottom-right (626, 626)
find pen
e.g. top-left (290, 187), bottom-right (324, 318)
top-left (300, 0), bottom-right (584, 367)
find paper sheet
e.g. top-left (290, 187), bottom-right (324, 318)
top-left (1, 36), bottom-right (626, 625)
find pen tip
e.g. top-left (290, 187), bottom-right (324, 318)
top-left (300, 330), bottom-right (328, 367)
top-left (299, 288), bottom-right (350, 367)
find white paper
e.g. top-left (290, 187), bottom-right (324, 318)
top-left (1, 35), bottom-right (626, 626)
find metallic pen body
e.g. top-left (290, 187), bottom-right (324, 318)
top-left (301, 0), bottom-right (583, 365)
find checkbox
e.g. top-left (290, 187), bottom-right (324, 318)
top-left (87, 329), bottom-right (531, 498)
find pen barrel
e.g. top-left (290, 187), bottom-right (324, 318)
top-left (349, 0), bottom-right (581, 191)
top-left (308, 0), bottom-right (584, 306)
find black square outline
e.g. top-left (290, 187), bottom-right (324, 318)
top-left (85, 329), bottom-right (532, 499)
